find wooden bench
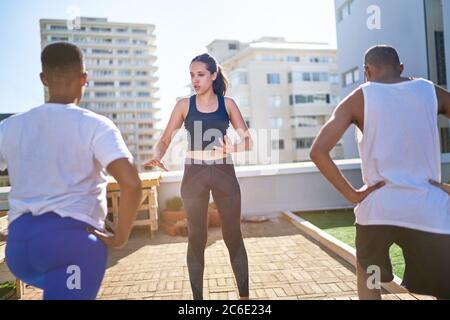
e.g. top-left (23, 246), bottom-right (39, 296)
top-left (107, 172), bottom-right (161, 238)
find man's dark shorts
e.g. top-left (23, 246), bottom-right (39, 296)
top-left (356, 224), bottom-right (450, 299)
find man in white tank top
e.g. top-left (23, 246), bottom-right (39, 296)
top-left (310, 45), bottom-right (450, 300)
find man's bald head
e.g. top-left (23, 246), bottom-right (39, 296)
top-left (364, 45), bottom-right (401, 68)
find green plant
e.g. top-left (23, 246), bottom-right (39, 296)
top-left (0, 281), bottom-right (15, 300)
top-left (165, 197), bottom-right (183, 211)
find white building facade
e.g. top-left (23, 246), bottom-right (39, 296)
top-left (208, 37), bottom-right (344, 165)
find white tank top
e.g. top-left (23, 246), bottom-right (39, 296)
top-left (355, 78), bottom-right (450, 234)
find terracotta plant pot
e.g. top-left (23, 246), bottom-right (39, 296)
top-left (162, 210), bottom-right (187, 224)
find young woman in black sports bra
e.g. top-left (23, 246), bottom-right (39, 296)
top-left (145, 53), bottom-right (253, 300)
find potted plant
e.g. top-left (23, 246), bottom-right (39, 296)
top-left (162, 197), bottom-right (186, 224)
top-left (208, 202), bottom-right (221, 228)
top-left (161, 197), bottom-right (186, 236)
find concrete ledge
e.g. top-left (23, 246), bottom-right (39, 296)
top-left (282, 210), bottom-right (409, 295)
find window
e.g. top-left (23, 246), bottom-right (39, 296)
top-left (92, 38), bottom-right (112, 43)
top-left (73, 37), bottom-right (87, 43)
top-left (353, 69), bottom-right (360, 83)
top-left (435, 31), bottom-right (447, 86)
top-left (119, 82), bottom-right (131, 87)
top-left (270, 118), bottom-right (283, 129)
top-left (93, 81), bottom-right (114, 87)
top-left (91, 27), bottom-right (111, 33)
top-left (49, 25), bottom-right (67, 30)
top-left (95, 92), bottom-right (115, 98)
top-left (93, 102), bottom-right (116, 109)
top-left (289, 72), bottom-right (329, 83)
top-left (138, 113), bottom-right (152, 119)
top-left (138, 92), bottom-right (150, 97)
top-left (294, 138), bottom-right (315, 149)
top-left (310, 56), bottom-right (333, 64)
top-left (119, 70), bottom-right (132, 76)
top-left (139, 134), bottom-right (154, 140)
top-left (329, 74), bottom-right (340, 85)
top-left (92, 49), bottom-right (113, 55)
top-left (118, 124), bottom-right (136, 131)
top-left (139, 123), bottom-right (154, 129)
top-left (271, 140), bottom-right (283, 150)
top-left (343, 68), bottom-right (360, 87)
top-left (271, 140), bottom-right (285, 150)
top-left (132, 39), bottom-right (148, 45)
top-left (118, 59), bottom-right (131, 66)
top-left (136, 102), bottom-right (152, 109)
top-left (290, 116), bottom-right (324, 128)
top-left (441, 128), bottom-right (450, 153)
top-left (93, 70), bottom-right (114, 76)
top-left (136, 81), bottom-right (148, 87)
top-left (136, 71), bottom-right (148, 76)
top-left (50, 36), bottom-right (68, 42)
top-left (117, 49), bottom-right (129, 55)
top-left (132, 29), bottom-right (147, 34)
top-left (261, 55), bottom-right (278, 62)
top-left (230, 71), bottom-right (248, 87)
top-left (116, 28), bottom-right (128, 33)
top-left (287, 56), bottom-right (300, 62)
top-left (228, 43), bottom-right (238, 50)
top-left (289, 94), bottom-right (330, 105)
top-left (267, 73), bottom-right (281, 85)
top-left (269, 95), bottom-right (282, 108)
top-left (288, 72), bottom-right (303, 84)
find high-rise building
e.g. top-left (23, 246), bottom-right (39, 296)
top-left (208, 37), bottom-right (343, 164)
top-left (335, 0), bottom-right (450, 158)
top-left (40, 17), bottom-right (160, 171)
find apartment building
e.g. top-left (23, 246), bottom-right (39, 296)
top-left (40, 17), bottom-right (160, 171)
top-left (208, 37), bottom-right (343, 165)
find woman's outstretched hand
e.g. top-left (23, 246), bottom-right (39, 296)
top-left (144, 158), bottom-right (169, 172)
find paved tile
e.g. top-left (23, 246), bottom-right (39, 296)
top-left (17, 214), bottom-right (433, 300)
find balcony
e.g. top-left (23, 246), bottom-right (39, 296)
top-left (1, 156), bottom-right (449, 300)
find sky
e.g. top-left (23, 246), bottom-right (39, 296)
top-left (0, 0), bottom-right (337, 127)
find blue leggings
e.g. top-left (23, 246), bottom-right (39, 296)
top-left (5, 212), bottom-right (107, 300)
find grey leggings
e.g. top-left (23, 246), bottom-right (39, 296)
top-left (181, 161), bottom-right (249, 300)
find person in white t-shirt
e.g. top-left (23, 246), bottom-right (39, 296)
top-left (0, 42), bottom-right (143, 300)
top-left (310, 45), bottom-right (450, 300)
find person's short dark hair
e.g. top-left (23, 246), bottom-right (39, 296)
top-left (364, 45), bottom-right (401, 67)
top-left (41, 42), bottom-right (84, 75)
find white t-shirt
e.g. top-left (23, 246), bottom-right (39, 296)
top-left (355, 79), bottom-right (450, 234)
top-left (0, 103), bottom-right (133, 230)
